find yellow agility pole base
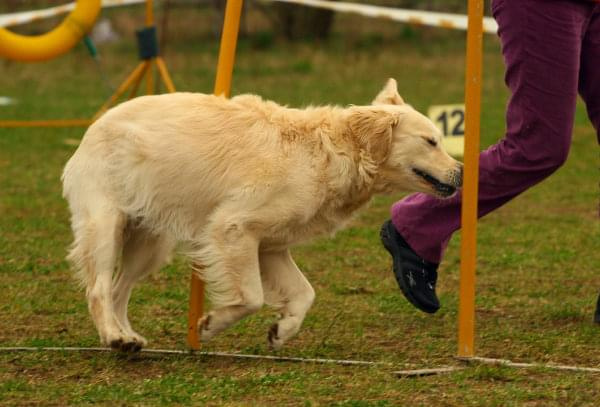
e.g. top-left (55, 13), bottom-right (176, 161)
top-left (186, 0), bottom-right (244, 350)
top-left (457, 0), bottom-right (483, 358)
top-left (93, 0), bottom-right (176, 121)
top-left (91, 56), bottom-right (175, 122)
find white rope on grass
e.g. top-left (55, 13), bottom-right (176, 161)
top-left (4, 347), bottom-right (599, 376)
top-left (2, 346), bottom-right (469, 376)
top-left (394, 366), bottom-right (465, 377)
top-left (458, 356), bottom-right (600, 374)
top-left (0, 346), bottom-right (392, 367)
top-left (264, 0), bottom-right (499, 34)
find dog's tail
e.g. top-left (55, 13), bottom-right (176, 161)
top-left (66, 219), bottom-right (96, 292)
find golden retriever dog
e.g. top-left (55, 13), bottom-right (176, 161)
top-left (62, 78), bottom-right (462, 351)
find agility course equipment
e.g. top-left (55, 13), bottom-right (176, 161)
top-left (0, 0), bottom-right (146, 28)
top-left (0, 0), bottom-right (172, 128)
top-left (457, 0), bottom-right (483, 358)
top-left (0, 0), bottom-right (498, 129)
top-left (0, 0), bottom-right (101, 62)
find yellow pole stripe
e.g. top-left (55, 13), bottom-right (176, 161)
top-left (408, 17), bottom-right (424, 25)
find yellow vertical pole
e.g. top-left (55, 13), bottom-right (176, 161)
top-left (213, 0), bottom-right (244, 97)
top-left (187, 271), bottom-right (205, 349)
top-left (145, 0), bottom-right (154, 26)
top-left (457, 0), bottom-right (483, 358)
top-left (187, 0), bottom-right (244, 350)
top-left (145, 0), bottom-right (155, 95)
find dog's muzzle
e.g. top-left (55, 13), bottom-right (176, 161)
top-left (413, 167), bottom-right (461, 197)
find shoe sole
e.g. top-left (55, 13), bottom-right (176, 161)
top-left (380, 221), bottom-right (438, 314)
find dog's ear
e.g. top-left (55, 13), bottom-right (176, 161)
top-left (348, 107), bottom-right (399, 164)
top-left (372, 78), bottom-right (405, 106)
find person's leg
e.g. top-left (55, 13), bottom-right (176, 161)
top-left (391, 0), bottom-right (593, 264)
top-left (579, 5), bottom-right (600, 141)
top-left (577, 4), bottom-right (600, 323)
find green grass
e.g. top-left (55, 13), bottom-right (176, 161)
top-left (1, 9), bottom-right (600, 405)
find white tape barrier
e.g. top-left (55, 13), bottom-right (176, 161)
top-left (3, 0), bottom-right (498, 33)
top-left (0, 0), bottom-right (145, 28)
top-left (265, 0), bottom-right (498, 34)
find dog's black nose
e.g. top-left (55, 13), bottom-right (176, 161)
top-left (456, 163), bottom-right (464, 187)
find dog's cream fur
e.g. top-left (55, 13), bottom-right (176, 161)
top-left (62, 79), bottom-right (462, 350)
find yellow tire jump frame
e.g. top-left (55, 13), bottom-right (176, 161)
top-left (0, 0), bottom-right (101, 62)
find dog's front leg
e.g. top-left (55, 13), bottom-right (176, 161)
top-left (260, 250), bottom-right (315, 350)
top-left (193, 220), bottom-right (264, 342)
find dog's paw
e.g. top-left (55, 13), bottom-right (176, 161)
top-left (105, 333), bottom-right (146, 352)
top-left (129, 332), bottom-right (148, 348)
top-left (268, 323), bottom-right (284, 350)
top-left (198, 314), bottom-right (214, 342)
top-left (121, 334), bottom-right (147, 352)
top-left (108, 337), bottom-right (124, 350)
top-left (118, 340), bottom-right (143, 353)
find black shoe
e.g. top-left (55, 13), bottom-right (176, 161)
top-left (380, 220), bottom-right (440, 314)
top-left (594, 293), bottom-right (600, 324)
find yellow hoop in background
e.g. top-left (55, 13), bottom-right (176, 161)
top-left (0, 0), bottom-right (101, 62)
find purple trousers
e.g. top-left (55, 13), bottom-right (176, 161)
top-left (391, 0), bottom-right (600, 263)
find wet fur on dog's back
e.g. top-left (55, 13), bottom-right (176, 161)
top-left (62, 79), bottom-right (462, 351)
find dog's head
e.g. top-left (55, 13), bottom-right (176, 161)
top-left (348, 78), bottom-right (463, 198)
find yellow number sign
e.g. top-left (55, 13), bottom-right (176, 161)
top-left (428, 104), bottom-right (465, 157)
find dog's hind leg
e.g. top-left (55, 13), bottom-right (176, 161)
top-left (192, 219), bottom-right (264, 343)
top-left (260, 250), bottom-right (315, 350)
top-left (112, 223), bottom-right (174, 351)
top-left (67, 206), bottom-right (129, 349)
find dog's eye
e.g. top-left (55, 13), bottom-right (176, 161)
top-left (425, 138), bottom-right (437, 147)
